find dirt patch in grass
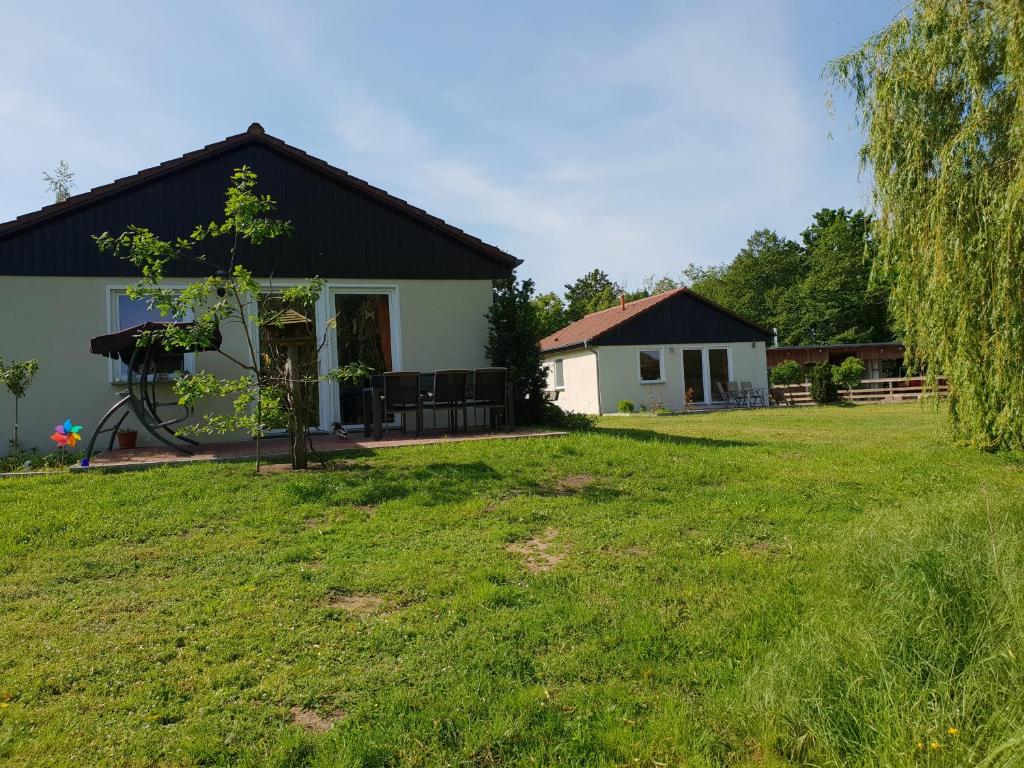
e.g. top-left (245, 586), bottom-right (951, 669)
top-left (328, 593), bottom-right (386, 613)
top-left (290, 705), bottom-right (346, 732)
top-left (740, 539), bottom-right (781, 556)
top-left (551, 474), bottom-right (595, 494)
top-left (506, 528), bottom-right (566, 572)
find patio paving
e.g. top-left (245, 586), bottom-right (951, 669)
top-left (73, 428), bottom-right (567, 472)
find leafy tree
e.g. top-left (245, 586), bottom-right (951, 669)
top-left (622, 274), bottom-right (680, 302)
top-left (531, 291), bottom-right (567, 338)
top-left (832, 0), bottom-right (1024, 448)
top-left (769, 359), bottom-right (803, 387)
top-left (563, 269), bottom-right (622, 322)
top-left (769, 359), bottom-right (803, 405)
top-left (833, 356), bottom-right (866, 393)
top-left (95, 166), bottom-right (328, 470)
top-left (808, 361), bottom-right (838, 404)
top-left (792, 209), bottom-right (889, 344)
top-left (485, 277), bottom-right (547, 425)
top-left (685, 229), bottom-right (806, 341)
top-left (0, 357), bottom-right (39, 452)
top-left (43, 160), bottom-right (75, 203)
top-left (685, 214), bottom-right (892, 346)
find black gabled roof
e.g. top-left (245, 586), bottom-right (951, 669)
top-left (540, 287), bottom-right (772, 353)
top-left (0, 123), bottom-right (520, 278)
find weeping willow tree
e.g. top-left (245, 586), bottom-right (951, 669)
top-left (831, 0), bottom-right (1024, 450)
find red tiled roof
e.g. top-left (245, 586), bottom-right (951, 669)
top-left (539, 287), bottom-right (771, 352)
top-left (539, 288), bottom-right (686, 352)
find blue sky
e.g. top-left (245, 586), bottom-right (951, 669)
top-left (1, 0), bottom-right (901, 293)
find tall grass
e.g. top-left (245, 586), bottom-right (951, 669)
top-left (753, 494), bottom-right (1024, 766)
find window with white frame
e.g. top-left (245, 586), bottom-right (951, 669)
top-left (553, 359), bottom-right (565, 389)
top-left (109, 290), bottom-right (194, 383)
top-left (638, 349), bottom-right (664, 382)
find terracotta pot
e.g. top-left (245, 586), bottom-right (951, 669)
top-left (116, 430), bottom-right (138, 450)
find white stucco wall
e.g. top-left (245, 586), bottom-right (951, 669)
top-left (594, 341), bottom-right (769, 414)
top-left (542, 348), bottom-right (599, 414)
top-left (0, 276), bottom-right (494, 451)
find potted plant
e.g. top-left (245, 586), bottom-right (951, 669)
top-left (116, 428), bottom-right (138, 450)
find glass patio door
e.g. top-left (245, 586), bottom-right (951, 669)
top-left (708, 348), bottom-right (729, 402)
top-left (682, 347), bottom-right (732, 403)
top-left (682, 349), bottom-right (705, 404)
top-left (333, 292), bottom-right (394, 427)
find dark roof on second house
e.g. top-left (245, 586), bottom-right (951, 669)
top-left (0, 123), bottom-right (519, 279)
top-left (539, 288), bottom-right (772, 353)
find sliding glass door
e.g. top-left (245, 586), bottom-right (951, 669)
top-left (708, 348), bottom-right (730, 402)
top-left (681, 347), bottom-right (732, 404)
top-left (334, 292), bottom-right (394, 426)
top-left (682, 349), bottom-right (705, 403)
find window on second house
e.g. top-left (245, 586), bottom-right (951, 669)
top-left (638, 349), bottom-right (663, 382)
top-left (110, 290), bottom-right (193, 383)
top-left (553, 359), bottom-right (565, 389)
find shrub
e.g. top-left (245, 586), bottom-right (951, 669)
top-left (0, 447), bottom-right (82, 473)
top-left (769, 359), bottom-right (803, 387)
top-left (541, 402), bottom-right (597, 431)
top-left (0, 357), bottom-right (39, 452)
top-left (617, 399), bottom-right (635, 413)
top-left (832, 356), bottom-right (866, 392)
top-left (485, 278), bottom-right (547, 425)
top-left (808, 361), bottom-right (838, 404)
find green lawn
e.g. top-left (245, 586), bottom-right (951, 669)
top-left (1, 405), bottom-right (1022, 767)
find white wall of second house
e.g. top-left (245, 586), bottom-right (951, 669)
top-left (595, 341), bottom-right (769, 414)
top-left (543, 348), bottom-right (600, 414)
top-left (0, 276), bottom-right (494, 451)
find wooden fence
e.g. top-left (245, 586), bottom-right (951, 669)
top-left (773, 376), bottom-right (948, 406)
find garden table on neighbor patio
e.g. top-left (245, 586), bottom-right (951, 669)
top-left (82, 321), bottom-right (222, 465)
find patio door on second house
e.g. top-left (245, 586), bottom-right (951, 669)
top-left (682, 347), bottom-right (732, 404)
top-left (332, 290), bottom-right (396, 428)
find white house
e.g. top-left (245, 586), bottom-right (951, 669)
top-left (540, 289), bottom-right (770, 413)
top-left (0, 124), bottom-right (520, 450)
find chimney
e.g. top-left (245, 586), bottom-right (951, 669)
top-left (620, 294), bottom-right (626, 311)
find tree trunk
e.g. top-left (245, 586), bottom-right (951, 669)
top-left (286, 345), bottom-right (307, 470)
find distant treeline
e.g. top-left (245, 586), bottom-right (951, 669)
top-left (533, 207), bottom-right (891, 346)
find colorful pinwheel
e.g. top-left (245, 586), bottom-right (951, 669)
top-left (50, 418), bottom-right (83, 448)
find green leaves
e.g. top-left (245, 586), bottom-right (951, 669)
top-left (94, 166), bottom-right (316, 463)
top-left (833, 0), bottom-right (1024, 449)
top-left (325, 361), bottom-right (375, 386)
top-left (769, 360), bottom-right (803, 387)
top-left (0, 357), bottom-right (39, 400)
top-left (833, 357), bottom-right (867, 391)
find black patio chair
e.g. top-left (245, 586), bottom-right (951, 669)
top-left (469, 368), bottom-right (511, 431)
top-left (727, 381), bottom-right (750, 408)
top-left (382, 371), bottom-right (423, 436)
top-left (741, 381), bottom-right (766, 407)
top-left (422, 370), bottom-right (470, 433)
top-left (715, 381), bottom-right (737, 407)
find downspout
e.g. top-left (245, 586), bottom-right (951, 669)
top-left (583, 339), bottom-right (602, 415)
